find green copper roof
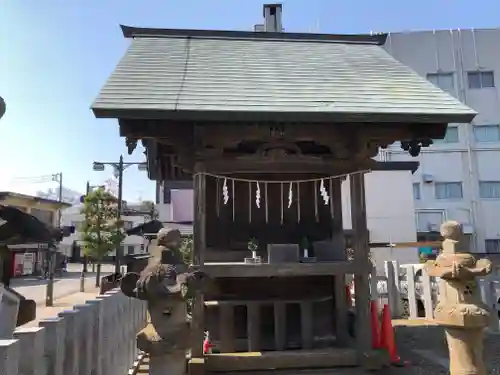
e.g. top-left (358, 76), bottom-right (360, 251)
top-left (92, 26), bottom-right (476, 123)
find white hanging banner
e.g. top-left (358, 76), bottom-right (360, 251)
top-left (320, 178), bottom-right (329, 205)
top-left (208, 170), bottom-right (368, 223)
top-left (256, 182), bottom-right (261, 208)
top-left (222, 178), bottom-right (229, 205)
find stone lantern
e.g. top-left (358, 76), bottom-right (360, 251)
top-left (424, 221), bottom-right (492, 375)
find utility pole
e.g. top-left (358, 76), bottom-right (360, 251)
top-left (115, 155), bottom-right (124, 274)
top-left (46, 172), bottom-right (63, 307)
top-left (82, 181), bottom-right (90, 273)
top-left (96, 197), bottom-right (102, 287)
top-left (92, 155), bottom-right (147, 275)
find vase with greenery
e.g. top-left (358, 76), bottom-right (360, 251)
top-left (300, 236), bottom-right (310, 257)
top-left (248, 237), bottom-right (259, 258)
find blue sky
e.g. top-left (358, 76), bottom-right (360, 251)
top-left (1, 0), bottom-right (499, 201)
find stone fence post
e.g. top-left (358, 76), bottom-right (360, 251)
top-left (0, 288), bottom-right (148, 375)
top-left (0, 285), bottom-right (21, 338)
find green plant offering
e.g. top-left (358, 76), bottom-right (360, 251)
top-left (248, 237), bottom-right (259, 253)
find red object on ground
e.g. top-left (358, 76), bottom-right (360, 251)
top-left (380, 304), bottom-right (401, 364)
top-left (370, 300), bottom-right (382, 349)
top-left (203, 339), bottom-right (214, 354)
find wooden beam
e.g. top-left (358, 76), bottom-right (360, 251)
top-left (330, 178), bottom-right (345, 255)
top-left (203, 157), bottom-right (377, 175)
top-left (334, 275), bottom-right (349, 345)
top-left (191, 162), bottom-right (206, 358)
top-left (203, 261), bottom-right (364, 278)
top-left (349, 172), bottom-right (372, 356)
top-left (205, 348), bottom-right (359, 372)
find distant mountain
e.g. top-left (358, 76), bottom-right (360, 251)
top-left (36, 187), bottom-right (83, 205)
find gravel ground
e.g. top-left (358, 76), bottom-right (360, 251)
top-left (395, 322), bottom-right (500, 375)
top-left (139, 321), bottom-right (500, 375)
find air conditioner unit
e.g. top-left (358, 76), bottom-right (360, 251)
top-left (422, 174), bottom-right (434, 183)
top-left (462, 224), bottom-right (474, 234)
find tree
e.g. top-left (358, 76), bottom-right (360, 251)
top-left (80, 187), bottom-right (125, 286)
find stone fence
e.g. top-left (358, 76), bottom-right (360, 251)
top-left (372, 260), bottom-right (500, 331)
top-left (0, 288), bottom-right (147, 375)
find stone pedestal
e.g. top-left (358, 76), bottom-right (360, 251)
top-left (445, 328), bottom-right (486, 375)
top-left (425, 221), bottom-right (492, 375)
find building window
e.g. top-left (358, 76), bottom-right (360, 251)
top-left (479, 181), bottom-right (500, 199)
top-left (435, 182), bottom-right (463, 199)
top-left (127, 245), bottom-right (135, 255)
top-left (412, 183), bottom-right (421, 200)
top-left (468, 71), bottom-right (495, 89)
top-left (473, 125), bottom-right (500, 142)
top-left (434, 126), bottom-right (459, 143)
top-left (485, 239), bottom-right (500, 253)
top-left (427, 73), bottom-right (455, 91)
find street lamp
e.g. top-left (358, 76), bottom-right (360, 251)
top-left (92, 155), bottom-right (147, 273)
top-left (0, 96), bottom-right (5, 120)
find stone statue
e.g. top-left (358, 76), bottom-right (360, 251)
top-left (121, 227), bottom-right (207, 375)
top-left (424, 221), bottom-right (492, 375)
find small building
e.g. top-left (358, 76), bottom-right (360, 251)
top-left (59, 203), bottom-right (149, 261)
top-left (0, 191), bottom-right (71, 276)
top-left (92, 4), bottom-right (475, 372)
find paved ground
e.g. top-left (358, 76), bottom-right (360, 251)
top-left (10, 263), bottom-right (117, 328)
top-left (11, 263), bottom-right (115, 304)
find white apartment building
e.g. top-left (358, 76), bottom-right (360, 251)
top-left (383, 28), bottom-right (500, 253)
top-left (58, 203), bottom-right (147, 257)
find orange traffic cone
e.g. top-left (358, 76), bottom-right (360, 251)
top-left (370, 300), bottom-right (382, 349)
top-left (380, 304), bottom-right (402, 365)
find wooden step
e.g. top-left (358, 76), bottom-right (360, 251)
top-left (205, 348), bottom-right (358, 372)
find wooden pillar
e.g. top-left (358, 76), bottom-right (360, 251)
top-left (300, 301), bottom-right (313, 349)
top-left (191, 163), bottom-right (206, 358)
top-left (247, 303), bottom-right (261, 352)
top-left (331, 178), bottom-right (345, 251)
top-left (219, 305), bottom-right (235, 352)
top-left (349, 172), bottom-right (372, 356)
top-left (331, 178), bottom-right (349, 345)
top-left (274, 302), bottom-right (286, 351)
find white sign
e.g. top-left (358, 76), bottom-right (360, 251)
top-left (23, 253), bottom-right (34, 275)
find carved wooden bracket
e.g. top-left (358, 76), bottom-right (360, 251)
top-left (125, 137), bottom-right (138, 155)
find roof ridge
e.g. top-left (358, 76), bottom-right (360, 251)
top-left (120, 25), bottom-right (387, 46)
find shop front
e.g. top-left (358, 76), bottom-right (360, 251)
top-left (7, 243), bottom-right (49, 277)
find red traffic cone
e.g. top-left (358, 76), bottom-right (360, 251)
top-left (370, 300), bottom-right (382, 349)
top-left (381, 304), bottom-right (401, 365)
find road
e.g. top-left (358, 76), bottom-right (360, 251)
top-left (11, 263), bottom-right (115, 304)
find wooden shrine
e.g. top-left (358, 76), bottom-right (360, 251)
top-left (92, 3), bottom-right (476, 372)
